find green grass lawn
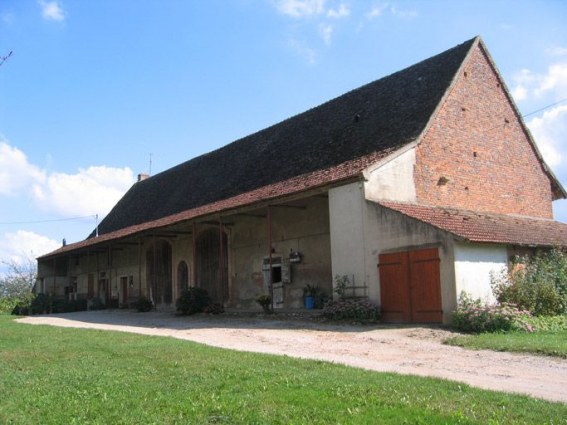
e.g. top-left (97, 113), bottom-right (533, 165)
top-left (445, 331), bottom-right (567, 359)
top-left (1, 315), bottom-right (566, 424)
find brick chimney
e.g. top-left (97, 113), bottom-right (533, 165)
top-left (137, 173), bottom-right (150, 182)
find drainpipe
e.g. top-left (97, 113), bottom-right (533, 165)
top-left (267, 205), bottom-right (273, 312)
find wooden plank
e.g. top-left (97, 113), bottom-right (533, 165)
top-left (409, 248), bottom-right (442, 323)
top-left (378, 252), bottom-right (411, 322)
top-left (87, 273), bottom-right (94, 300)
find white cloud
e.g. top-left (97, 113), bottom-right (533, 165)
top-left (0, 138), bottom-right (135, 219)
top-left (274, 0), bottom-right (326, 18)
top-left (512, 85), bottom-right (528, 101)
top-left (535, 63), bottom-right (567, 98)
top-left (0, 230), bottom-right (60, 265)
top-left (526, 104), bottom-right (567, 168)
top-left (318, 23), bottom-right (333, 45)
top-left (327, 4), bottom-right (350, 19)
top-left (390, 5), bottom-right (417, 19)
top-left (0, 141), bottom-right (46, 196)
top-left (366, 2), bottom-right (388, 18)
top-left (32, 166), bottom-right (135, 217)
top-left (512, 63), bottom-right (567, 101)
top-left (38, 0), bottom-right (65, 22)
top-left (2, 12), bottom-right (15, 24)
top-left (546, 46), bottom-right (567, 56)
top-left (366, 3), bottom-right (416, 20)
top-left (288, 39), bottom-right (317, 65)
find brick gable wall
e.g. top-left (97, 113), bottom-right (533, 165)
top-left (414, 44), bottom-right (553, 219)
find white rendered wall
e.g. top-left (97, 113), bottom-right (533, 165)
top-left (363, 147), bottom-right (417, 203)
top-left (329, 182), bottom-right (367, 296)
top-left (453, 242), bottom-right (507, 304)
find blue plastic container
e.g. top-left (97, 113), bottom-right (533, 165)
top-left (305, 296), bottom-right (315, 310)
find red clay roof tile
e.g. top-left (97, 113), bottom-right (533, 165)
top-left (378, 201), bottom-right (567, 247)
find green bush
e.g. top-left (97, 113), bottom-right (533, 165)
top-left (176, 287), bottom-right (212, 315)
top-left (255, 294), bottom-right (272, 312)
top-left (3, 293), bottom-right (34, 314)
top-left (31, 293), bottom-right (54, 314)
top-left (452, 301), bottom-right (533, 333)
top-left (524, 315), bottom-right (567, 332)
top-left (491, 250), bottom-right (567, 316)
top-left (314, 291), bottom-right (331, 309)
top-left (90, 297), bottom-right (106, 311)
top-left (323, 299), bottom-right (381, 322)
top-left (203, 302), bottom-right (225, 315)
top-left (73, 299), bottom-right (88, 312)
top-left (10, 294), bottom-right (89, 315)
top-left (135, 297), bottom-right (153, 312)
top-left (11, 301), bottom-right (31, 316)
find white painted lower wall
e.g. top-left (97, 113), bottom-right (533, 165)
top-left (329, 181), bottom-right (458, 322)
top-left (453, 242), bottom-right (507, 304)
top-left (329, 182), bottom-right (367, 298)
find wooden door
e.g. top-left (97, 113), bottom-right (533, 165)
top-left (87, 273), bottom-right (94, 299)
top-left (196, 229), bottom-right (228, 304)
top-left (408, 249), bottom-right (442, 323)
top-left (378, 252), bottom-right (411, 322)
top-left (121, 277), bottom-right (129, 306)
top-left (379, 248), bottom-right (442, 323)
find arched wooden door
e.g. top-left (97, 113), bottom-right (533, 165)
top-left (146, 240), bottom-right (173, 304)
top-left (177, 261), bottom-right (189, 293)
top-left (196, 228), bottom-right (228, 304)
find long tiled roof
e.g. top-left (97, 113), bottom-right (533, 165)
top-left (91, 37), bottom-right (478, 238)
top-left (378, 201), bottom-right (567, 247)
top-left (39, 151), bottom-right (387, 258)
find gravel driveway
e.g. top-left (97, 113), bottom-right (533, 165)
top-left (16, 310), bottom-right (567, 404)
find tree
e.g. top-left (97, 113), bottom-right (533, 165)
top-left (0, 257), bottom-right (37, 299)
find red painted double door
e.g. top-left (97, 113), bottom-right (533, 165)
top-left (378, 248), bottom-right (443, 323)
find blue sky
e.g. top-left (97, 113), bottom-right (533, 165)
top-left (0, 0), bottom-right (566, 271)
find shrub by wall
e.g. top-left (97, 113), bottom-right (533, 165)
top-left (323, 299), bottom-right (381, 322)
top-left (491, 250), bottom-right (567, 316)
top-left (452, 302), bottom-right (533, 333)
top-left (176, 288), bottom-right (212, 315)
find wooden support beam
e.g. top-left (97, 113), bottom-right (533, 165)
top-left (270, 204), bottom-right (307, 210)
top-left (192, 222), bottom-right (197, 286)
top-left (234, 213), bottom-right (267, 219)
top-left (219, 216), bottom-right (224, 303)
top-left (153, 233), bottom-right (157, 310)
top-left (203, 220), bottom-right (234, 226)
top-left (138, 237), bottom-right (142, 298)
top-left (53, 258), bottom-right (56, 294)
top-left (267, 205), bottom-right (273, 312)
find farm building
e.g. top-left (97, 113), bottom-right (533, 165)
top-left (36, 36), bottom-right (567, 323)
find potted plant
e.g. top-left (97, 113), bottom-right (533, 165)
top-left (303, 284), bottom-right (319, 310)
top-left (255, 294), bottom-right (272, 313)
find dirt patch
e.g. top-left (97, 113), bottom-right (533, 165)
top-left (16, 310), bottom-right (567, 404)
